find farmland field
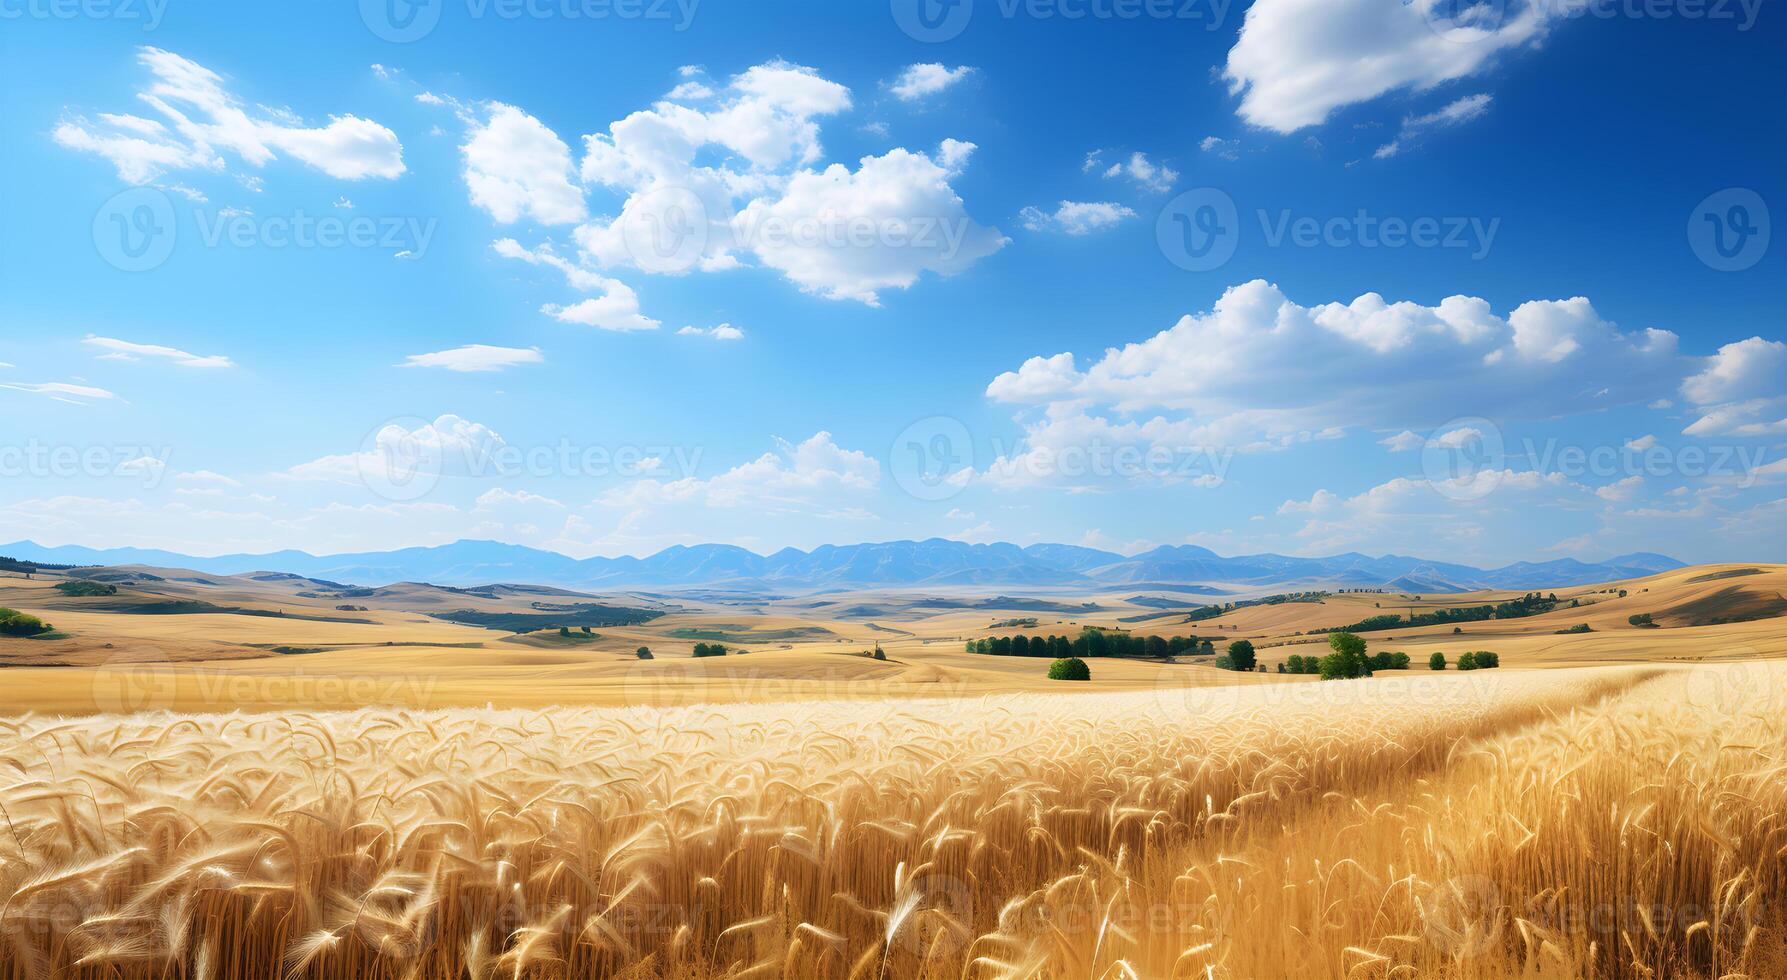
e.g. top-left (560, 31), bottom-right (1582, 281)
top-left (2, 562), bottom-right (1785, 977)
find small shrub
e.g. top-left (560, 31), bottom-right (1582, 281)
top-left (1457, 652), bottom-right (1479, 671)
top-left (1628, 613), bottom-right (1655, 627)
top-left (1047, 657), bottom-right (1090, 681)
top-left (0, 608), bottom-right (53, 636)
top-left (1557, 623), bottom-right (1593, 634)
top-left (1429, 652), bottom-right (1447, 671)
top-left (635, 646), bottom-right (653, 660)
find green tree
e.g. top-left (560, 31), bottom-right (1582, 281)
top-left (1457, 651), bottom-right (1479, 671)
top-left (1198, 639), bottom-right (1215, 656)
top-left (1047, 657), bottom-right (1091, 681)
top-left (1319, 632), bottom-right (1369, 680)
top-left (1227, 639), bottom-right (1256, 671)
top-left (635, 646), bottom-right (653, 660)
top-left (1429, 651), bottom-right (1446, 670)
top-left (559, 627), bottom-right (571, 637)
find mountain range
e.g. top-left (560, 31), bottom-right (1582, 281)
top-left (0, 538), bottom-right (1686, 594)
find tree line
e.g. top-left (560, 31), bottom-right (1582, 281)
top-left (968, 628), bottom-right (1214, 660)
top-left (1281, 632), bottom-right (1501, 680)
top-left (1320, 592), bottom-right (1566, 634)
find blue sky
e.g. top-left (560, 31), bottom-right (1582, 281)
top-left (1, 0), bottom-right (1783, 564)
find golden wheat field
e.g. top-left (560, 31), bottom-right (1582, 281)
top-left (2, 661), bottom-right (1783, 979)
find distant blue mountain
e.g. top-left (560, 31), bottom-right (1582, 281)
top-left (0, 538), bottom-right (1687, 593)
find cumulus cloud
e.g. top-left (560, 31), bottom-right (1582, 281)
top-left (1679, 337), bottom-right (1787, 436)
top-left (1224, 0), bottom-right (1576, 133)
top-left (447, 62), bottom-right (1003, 308)
top-left (83, 335), bottom-right (234, 369)
top-left (889, 63), bottom-right (974, 101)
top-left (400, 345), bottom-right (544, 372)
top-left (285, 415), bottom-right (505, 484)
top-left (1018, 201), bottom-right (1137, 235)
top-left (982, 280), bottom-right (1697, 486)
top-left (54, 47), bottom-right (404, 183)
top-left (728, 142), bottom-right (1006, 303)
top-left (1092, 151), bottom-right (1179, 192)
top-left (462, 104), bottom-right (588, 225)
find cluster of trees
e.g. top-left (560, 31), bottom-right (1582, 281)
top-left (692, 643), bottom-right (729, 658)
top-left (556, 626), bottom-right (596, 637)
top-left (1324, 592), bottom-right (1563, 635)
top-left (1628, 613), bottom-right (1656, 627)
top-left (635, 646), bottom-right (654, 660)
top-left (1281, 633), bottom-right (1426, 680)
top-left (1183, 591), bottom-right (1328, 624)
top-left (1281, 648), bottom-right (1412, 674)
top-left (53, 581), bottom-right (117, 597)
top-left (1047, 657), bottom-right (1090, 681)
top-left (1556, 623), bottom-right (1593, 634)
top-left (968, 628), bottom-right (1214, 660)
top-left (1455, 651), bottom-right (1501, 670)
top-left (0, 608), bottom-right (53, 637)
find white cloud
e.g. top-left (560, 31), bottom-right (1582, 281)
top-left (1018, 201), bottom-right (1137, 235)
top-left (1097, 151), bottom-right (1178, 192)
top-left (54, 47), bottom-right (404, 183)
top-left (1595, 475), bottom-right (1644, 502)
top-left (493, 238), bottom-right (660, 332)
top-left (285, 415), bottom-right (505, 484)
top-left (400, 345), bottom-right (544, 373)
top-left (83, 335), bottom-right (234, 369)
top-left (985, 280), bottom-right (1688, 459)
top-left (1681, 336), bottom-right (1784, 404)
top-left (1224, 0), bottom-right (1575, 133)
top-left (1379, 430), bottom-right (1423, 452)
top-left (731, 144), bottom-right (1007, 304)
top-left (1375, 93), bottom-right (1493, 159)
top-left (0, 382), bottom-right (122, 405)
top-left (115, 455), bottom-right (168, 480)
top-left (1623, 434), bottom-right (1658, 451)
top-left (452, 61), bottom-right (1003, 307)
top-left (176, 470), bottom-right (241, 487)
top-left (462, 103), bottom-right (588, 225)
top-left (889, 63), bottom-right (974, 101)
top-left (1200, 137), bottom-right (1240, 161)
top-left (1679, 337), bottom-right (1787, 437)
top-left (678, 324), bottom-right (745, 340)
top-left (602, 432), bottom-right (878, 512)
